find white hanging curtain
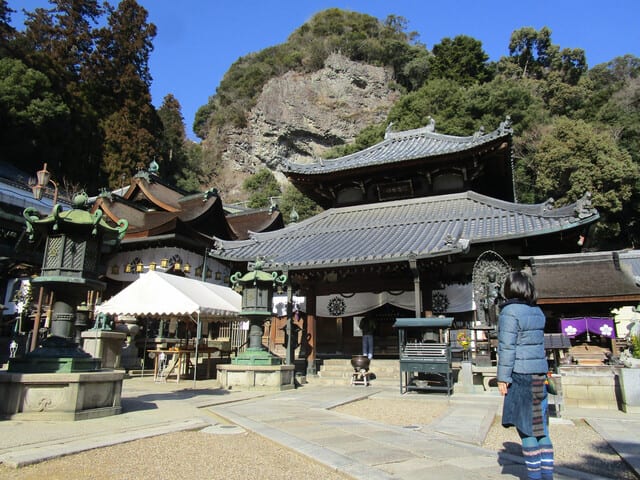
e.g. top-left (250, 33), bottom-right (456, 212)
top-left (431, 283), bottom-right (475, 313)
top-left (316, 284), bottom-right (474, 318)
top-left (316, 291), bottom-right (415, 317)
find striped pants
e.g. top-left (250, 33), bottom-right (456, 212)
top-left (520, 432), bottom-right (554, 479)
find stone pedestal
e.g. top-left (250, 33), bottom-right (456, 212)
top-left (0, 370), bottom-right (124, 420)
top-left (559, 365), bottom-right (622, 410)
top-left (217, 364), bottom-right (295, 391)
top-left (82, 330), bottom-right (126, 369)
top-left (116, 318), bottom-right (140, 372)
top-left (619, 367), bottom-right (640, 413)
top-left (455, 361), bottom-right (483, 393)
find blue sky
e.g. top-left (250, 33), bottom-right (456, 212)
top-left (12, 1), bottom-right (640, 140)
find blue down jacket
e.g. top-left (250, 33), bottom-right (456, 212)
top-left (497, 299), bottom-right (548, 384)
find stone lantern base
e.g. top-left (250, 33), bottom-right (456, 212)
top-left (217, 363), bottom-right (295, 391)
top-left (232, 348), bottom-right (282, 366)
top-left (0, 370), bottom-right (124, 420)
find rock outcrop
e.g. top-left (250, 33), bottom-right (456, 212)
top-left (205, 53), bottom-right (400, 200)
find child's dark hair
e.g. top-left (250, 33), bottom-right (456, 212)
top-left (503, 271), bottom-right (537, 304)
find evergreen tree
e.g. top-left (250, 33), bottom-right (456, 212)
top-left (508, 26), bottom-right (554, 79)
top-left (175, 141), bottom-right (206, 193)
top-left (0, 0), bottom-right (16, 57)
top-left (527, 117), bottom-right (639, 247)
top-left (94, 0), bottom-right (161, 187)
top-left (0, 57), bottom-right (69, 174)
top-left (279, 184), bottom-right (322, 224)
top-left (17, 0), bottom-right (104, 190)
top-left (243, 169), bottom-right (282, 209)
top-left (157, 93), bottom-right (188, 183)
top-left (428, 35), bottom-right (492, 85)
top-left (102, 99), bottom-right (159, 185)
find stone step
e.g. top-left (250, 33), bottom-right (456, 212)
top-left (307, 374), bottom-right (400, 388)
top-left (317, 359), bottom-right (401, 387)
top-left (319, 364), bottom-right (400, 374)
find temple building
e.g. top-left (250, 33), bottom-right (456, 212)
top-left (209, 118), bottom-right (601, 372)
top-left (0, 161), bottom-right (283, 359)
top-left (91, 163), bottom-right (284, 299)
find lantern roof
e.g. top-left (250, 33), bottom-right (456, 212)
top-left (230, 258), bottom-right (288, 286)
top-left (23, 201), bottom-right (128, 243)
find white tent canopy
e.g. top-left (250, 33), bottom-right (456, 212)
top-left (96, 270), bottom-right (241, 320)
top-left (95, 271), bottom-right (242, 388)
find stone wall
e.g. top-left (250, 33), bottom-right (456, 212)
top-left (559, 365), bottom-right (622, 410)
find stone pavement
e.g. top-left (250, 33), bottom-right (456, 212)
top-left (0, 376), bottom-right (637, 480)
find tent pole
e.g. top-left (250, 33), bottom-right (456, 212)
top-left (193, 312), bottom-right (201, 389)
top-left (141, 317), bottom-right (149, 378)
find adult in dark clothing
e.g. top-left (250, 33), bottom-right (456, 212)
top-left (497, 271), bottom-right (554, 480)
top-left (359, 316), bottom-right (376, 359)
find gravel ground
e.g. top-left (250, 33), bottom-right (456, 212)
top-left (0, 397), bottom-right (636, 480)
top-left (0, 430), bottom-right (350, 480)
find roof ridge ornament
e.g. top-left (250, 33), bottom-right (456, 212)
top-left (203, 187), bottom-right (218, 202)
top-left (426, 116), bottom-right (435, 132)
top-left (384, 122), bottom-right (394, 139)
top-left (575, 192), bottom-right (594, 218)
top-left (473, 126), bottom-right (485, 139)
top-left (149, 159), bottom-right (159, 174)
top-left (499, 115), bottom-right (513, 134)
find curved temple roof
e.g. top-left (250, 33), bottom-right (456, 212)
top-left (284, 119), bottom-right (513, 176)
top-left (211, 190), bottom-right (599, 270)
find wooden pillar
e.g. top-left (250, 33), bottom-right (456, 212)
top-left (285, 284), bottom-right (294, 365)
top-left (306, 290), bottom-right (317, 375)
top-left (409, 257), bottom-right (422, 317)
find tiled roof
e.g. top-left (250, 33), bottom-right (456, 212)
top-left (523, 250), bottom-right (640, 302)
top-left (211, 191), bottom-right (598, 270)
top-left (284, 120), bottom-right (512, 175)
top-left (227, 208), bottom-right (285, 240)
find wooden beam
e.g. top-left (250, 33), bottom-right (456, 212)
top-left (539, 294), bottom-right (640, 304)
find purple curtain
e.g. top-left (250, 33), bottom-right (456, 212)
top-left (560, 317), bottom-right (616, 338)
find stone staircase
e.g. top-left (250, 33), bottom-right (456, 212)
top-left (308, 358), bottom-right (401, 388)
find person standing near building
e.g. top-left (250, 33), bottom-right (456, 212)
top-left (497, 271), bottom-right (554, 480)
top-left (359, 316), bottom-right (376, 359)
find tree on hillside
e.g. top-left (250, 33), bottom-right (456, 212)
top-left (102, 99), bottom-right (159, 184)
top-left (507, 26), bottom-right (586, 85)
top-left (0, 57), bottom-right (69, 174)
top-left (590, 57), bottom-right (640, 163)
top-left (157, 94), bottom-right (189, 182)
top-left (327, 74), bottom-right (548, 159)
top-left (175, 141), bottom-right (206, 193)
top-left (94, 0), bottom-right (161, 187)
top-left (23, 0), bottom-right (104, 81)
top-left (428, 35), bottom-right (492, 85)
top-left (279, 184), bottom-right (322, 223)
top-left (19, 0), bottom-right (105, 188)
top-left (508, 26), bottom-right (554, 79)
top-left (243, 169), bottom-right (282, 209)
top-left (554, 47), bottom-right (587, 85)
top-left (525, 117), bottom-right (639, 248)
top-left (0, 0), bottom-right (16, 57)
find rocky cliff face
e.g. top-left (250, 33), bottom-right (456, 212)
top-left (205, 53), bottom-right (400, 201)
